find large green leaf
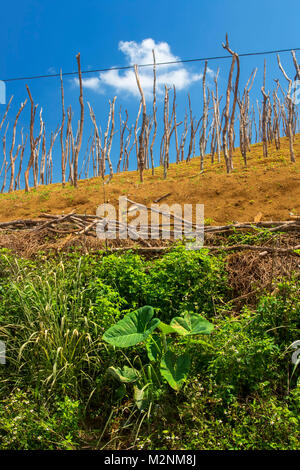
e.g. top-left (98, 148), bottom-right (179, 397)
top-left (108, 366), bottom-right (140, 383)
top-left (158, 321), bottom-right (178, 335)
top-left (146, 334), bottom-right (163, 362)
top-left (160, 351), bottom-right (191, 391)
top-left (170, 313), bottom-right (214, 336)
top-left (103, 306), bottom-right (160, 348)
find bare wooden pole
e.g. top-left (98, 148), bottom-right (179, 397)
top-left (60, 70), bottom-right (68, 187)
top-left (163, 85), bottom-right (171, 179)
top-left (15, 131), bottom-right (27, 190)
top-left (199, 61), bottom-right (208, 170)
top-left (180, 111), bottom-right (188, 161)
top-left (8, 99), bottom-right (27, 192)
top-left (73, 53), bottom-right (84, 187)
top-left (272, 80), bottom-right (281, 150)
top-left (212, 68), bottom-right (221, 162)
top-left (222, 34), bottom-right (237, 173)
top-left (106, 96), bottom-right (117, 182)
top-left (291, 50), bottom-right (300, 80)
top-left (277, 54), bottom-right (296, 162)
top-left (117, 107), bottom-right (129, 173)
top-left (35, 109), bottom-right (44, 187)
top-left (40, 124), bottom-right (46, 184)
top-left (261, 60), bottom-right (270, 158)
top-left (149, 49), bottom-right (157, 175)
top-left (24, 85), bottom-right (37, 192)
top-left (87, 101), bottom-right (102, 177)
top-left (1, 124), bottom-right (9, 193)
top-left (134, 64), bottom-right (147, 182)
top-left (123, 125), bottom-right (133, 171)
top-left (186, 94), bottom-right (200, 162)
top-left (0, 96), bottom-right (13, 134)
top-left (65, 106), bottom-right (73, 183)
top-left (222, 34), bottom-right (240, 169)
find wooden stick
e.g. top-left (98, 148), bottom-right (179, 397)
top-left (73, 53), bottom-right (84, 187)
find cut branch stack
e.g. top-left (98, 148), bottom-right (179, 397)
top-left (0, 206), bottom-right (299, 248)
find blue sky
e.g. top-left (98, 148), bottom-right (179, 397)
top-left (1, 0), bottom-right (300, 185)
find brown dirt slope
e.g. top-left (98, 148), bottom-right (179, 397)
top-left (0, 136), bottom-right (299, 224)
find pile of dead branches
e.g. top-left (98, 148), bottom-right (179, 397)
top-left (0, 208), bottom-right (299, 255)
top-left (1, 212), bottom-right (300, 235)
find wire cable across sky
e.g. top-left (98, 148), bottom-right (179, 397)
top-left (2, 46), bottom-right (300, 83)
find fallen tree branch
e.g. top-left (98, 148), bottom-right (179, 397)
top-left (0, 213), bottom-right (299, 241)
top-left (153, 193), bottom-right (172, 203)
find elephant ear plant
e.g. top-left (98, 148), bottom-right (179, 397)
top-left (103, 306), bottom-right (213, 410)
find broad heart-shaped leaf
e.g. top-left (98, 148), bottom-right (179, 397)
top-left (170, 313), bottom-right (214, 336)
top-left (146, 334), bottom-right (163, 362)
top-left (103, 306), bottom-right (160, 348)
top-left (160, 351), bottom-right (191, 391)
top-left (158, 321), bottom-right (178, 335)
top-left (108, 366), bottom-right (140, 383)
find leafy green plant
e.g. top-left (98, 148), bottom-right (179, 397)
top-left (103, 306), bottom-right (214, 409)
top-left (145, 247), bottom-right (228, 320)
top-left (251, 277), bottom-right (300, 346)
top-left (95, 252), bottom-right (149, 309)
top-left (0, 391), bottom-right (81, 450)
top-left (0, 248), bottom-right (298, 450)
top-left (92, 248), bottom-right (228, 321)
top-left (227, 226), bottom-right (280, 246)
top-left (87, 278), bottom-right (126, 330)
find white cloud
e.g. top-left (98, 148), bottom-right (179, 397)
top-left (80, 38), bottom-right (210, 99)
top-left (47, 66), bottom-right (57, 75)
top-left (80, 77), bottom-right (104, 91)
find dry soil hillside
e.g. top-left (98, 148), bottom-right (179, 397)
top-left (0, 136), bottom-right (299, 224)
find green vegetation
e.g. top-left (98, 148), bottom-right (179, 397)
top-left (0, 245), bottom-right (299, 450)
top-left (103, 306), bottom-right (213, 409)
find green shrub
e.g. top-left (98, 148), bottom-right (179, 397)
top-left (145, 247), bottom-right (228, 320)
top-left (0, 391), bottom-right (81, 450)
top-left (152, 384), bottom-right (300, 450)
top-left (94, 252), bottom-right (148, 309)
top-left (0, 249), bottom-right (298, 450)
top-left (90, 248), bottom-right (228, 322)
top-left (252, 277), bottom-right (300, 347)
top-left (87, 279), bottom-right (126, 330)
